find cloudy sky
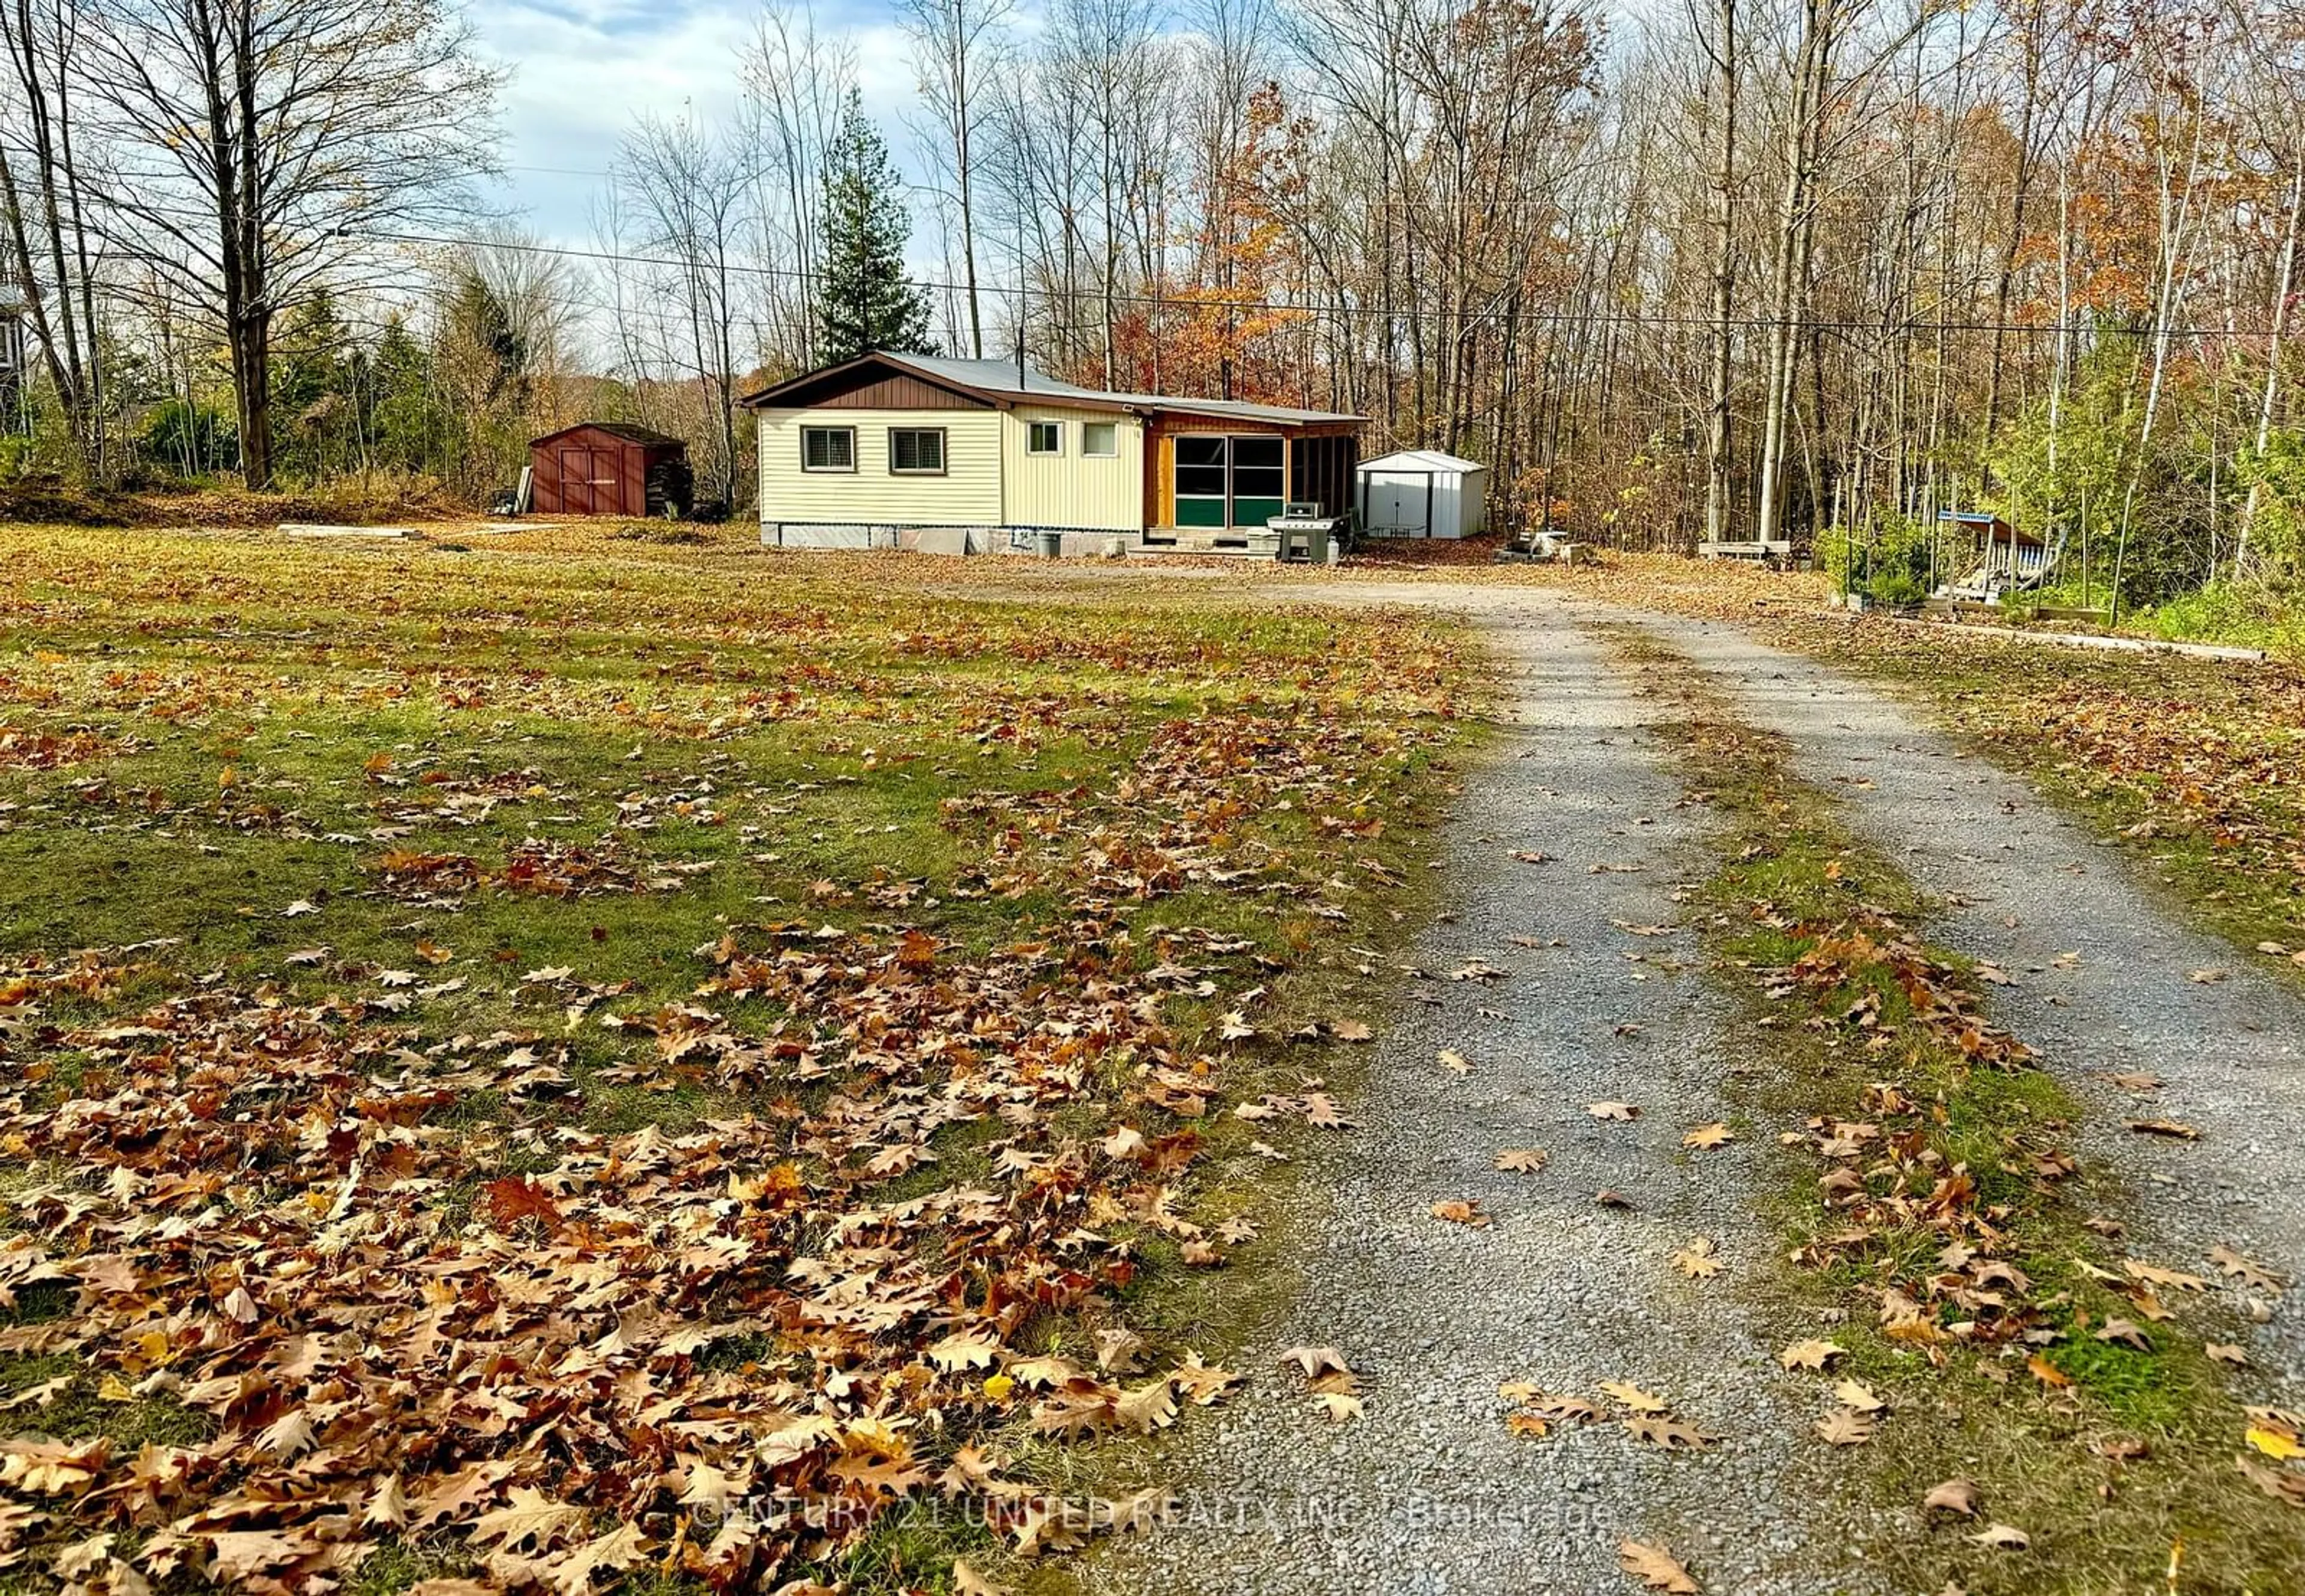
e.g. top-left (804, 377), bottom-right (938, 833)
top-left (471, 0), bottom-right (923, 253)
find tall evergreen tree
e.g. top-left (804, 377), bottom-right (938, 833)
top-left (817, 91), bottom-right (936, 363)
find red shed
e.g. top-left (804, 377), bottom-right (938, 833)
top-left (529, 423), bottom-right (692, 517)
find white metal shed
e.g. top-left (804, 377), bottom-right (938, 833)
top-left (1356, 449), bottom-right (1487, 540)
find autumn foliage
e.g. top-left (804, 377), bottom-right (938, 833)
top-left (0, 524), bottom-right (1467, 1592)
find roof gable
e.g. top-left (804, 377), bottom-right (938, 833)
top-left (743, 354), bottom-right (1032, 411)
top-left (744, 350), bottom-right (1364, 429)
top-left (1361, 449), bottom-right (1484, 473)
top-left (532, 421), bottom-right (686, 450)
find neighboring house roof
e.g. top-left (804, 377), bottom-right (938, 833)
top-left (740, 350), bottom-right (1363, 427)
top-left (531, 421), bottom-right (688, 449)
top-left (1360, 449), bottom-right (1485, 473)
top-left (1936, 507), bottom-right (2042, 546)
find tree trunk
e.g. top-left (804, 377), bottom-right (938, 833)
top-left (2237, 137), bottom-right (2304, 576)
top-left (1755, 0), bottom-right (1826, 549)
top-left (1704, 0), bottom-right (1738, 547)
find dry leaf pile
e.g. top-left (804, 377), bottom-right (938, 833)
top-left (0, 920), bottom-right (1273, 1588)
top-left (0, 534), bottom-right (1473, 1593)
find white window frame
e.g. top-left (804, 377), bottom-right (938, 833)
top-left (1026, 420), bottom-right (1063, 456)
top-left (887, 426), bottom-right (947, 476)
top-left (801, 425), bottom-right (856, 473)
top-left (1082, 421), bottom-right (1119, 459)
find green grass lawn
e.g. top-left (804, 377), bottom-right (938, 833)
top-left (0, 523), bottom-right (1474, 1594)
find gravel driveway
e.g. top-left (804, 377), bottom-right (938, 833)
top-left (1092, 595), bottom-right (1885, 1596)
top-left (1630, 613), bottom-right (2305, 1388)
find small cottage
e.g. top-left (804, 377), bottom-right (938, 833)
top-left (529, 423), bottom-right (692, 518)
top-left (739, 351), bottom-right (1363, 555)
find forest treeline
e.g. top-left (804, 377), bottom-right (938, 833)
top-left (5, 0), bottom-right (2305, 619)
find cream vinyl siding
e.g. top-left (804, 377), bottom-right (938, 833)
top-left (1002, 406), bottom-right (1143, 531)
top-left (758, 408), bottom-right (1002, 523)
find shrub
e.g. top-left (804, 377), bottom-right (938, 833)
top-left (1822, 514), bottom-right (1938, 607)
top-left (142, 400), bottom-right (240, 475)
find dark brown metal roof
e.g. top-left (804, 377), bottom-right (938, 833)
top-left (740, 351), bottom-right (1363, 427)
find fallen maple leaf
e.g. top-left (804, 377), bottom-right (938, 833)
top-left (2238, 1454), bottom-right (2305, 1509)
top-left (1096, 1328), bottom-right (1147, 1373)
top-left (471, 1486), bottom-right (588, 1553)
top-left (1671, 1237), bottom-right (1720, 1278)
top-left (1626, 1414), bottom-right (1711, 1450)
top-left (2124, 1259), bottom-right (2209, 1292)
top-left (481, 1176), bottom-right (563, 1233)
top-left (544, 1522), bottom-right (649, 1595)
top-left (1778, 1339), bottom-right (1843, 1372)
top-left (1588, 1101), bottom-right (1639, 1120)
top-left (1831, 1378), bottom-right (1883, 1413)
top-left (953, 1558), bottom-right (1012, 1595)
top-left (2127, 1119), bottom-right (2200, 1140)
top-left (1495, 1147), bottom-right (1547, 1172)
top-left (927, 1334), bottom-right (1003, 1372)
top-left (2248, 1423), bottom-right (2305, 1461)
top-left (363, 1475), bottom-right (410, 1531)
top-left (1618, 1538), bottom-right (1699, 1592)
top-left (1172, 1355), bottom-right (1240, 1406)
top-left (2211, 1244), bottom-right (2285, 1293)
top-left (1969, 1523), bottom-right (2030, 1552)
top-left (1682, 1122), bottom-right (1735, 1149)
top-left (1280, 1346), bottom-right (1352, 1381)
top-left (1115, 1378), bottom-right (1180, 1433)
top-left (1430, 1199), bottom-right (1491, 1229)
top-left (1599, 1380), bottom-right (1669, 1414)
top-left (1309, 1391), bottom-right (1365, 1424)
top-left (1816, 1406), bottom-right (1875, 1445)
top-left (1438, 1048), bottom-right (1471, 1074)
top-left (2025, 1354), bottom-right (2072, 1390)
top-left (1331, 1019), bottom-right (1373, 1042)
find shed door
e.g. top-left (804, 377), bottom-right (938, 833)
top-left (1366, 473), bottom-right (1432, 537)
top-left (558, 447), bottom-right (625, 516)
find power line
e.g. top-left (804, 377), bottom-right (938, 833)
top-left (346, 224), bottom-right (2258, 343)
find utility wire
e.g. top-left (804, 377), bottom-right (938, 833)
top-left (343, 224), bottom-right (2254, 342)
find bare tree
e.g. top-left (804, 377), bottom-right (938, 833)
top-left (617, 111), bottom-right (748, 510)
top-left (1696, 0), bottom-right (1740, 544)
top-left (77, 0), bottom-right (501, 487)
top-left (0, 0), bottom-right (104, 457)
top-left (901, 0), bottom-right (1013, 359)
top-left (742, 7), bottom-right (857, 371)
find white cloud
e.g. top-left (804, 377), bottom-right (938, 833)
top-left (473, 0), bottom-right (929, 254)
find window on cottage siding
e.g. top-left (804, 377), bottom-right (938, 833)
top-left (801, 426), bottom-right (855, 472)
top-left (889, 427), bottom-right (946, 474)
top-left (1082, 421), bottom-right (1118, 457)
top-left (1027, 421), bottom-right (1062, 455)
